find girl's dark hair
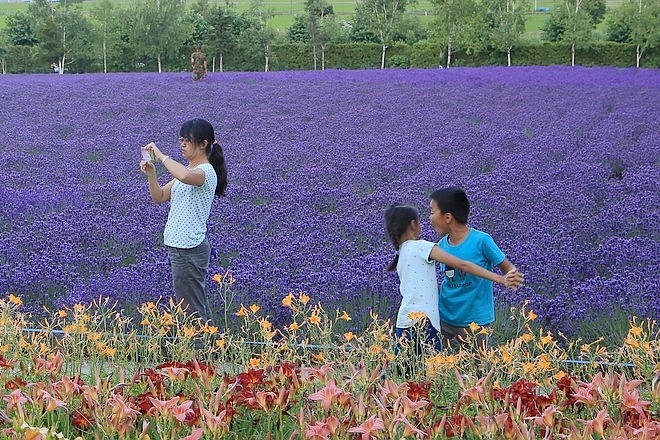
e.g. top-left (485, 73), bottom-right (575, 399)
top-left (180, 118), bottom-right (228, 197)
top-left (429, 187), bottom-right (469, 224)
top-left (384, 203), bottom-right (419, 272)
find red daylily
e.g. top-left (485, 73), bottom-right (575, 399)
top-left (71, 409), bottom-right (95, 430)
top-left (4, 377), bottom-right (27, 390)
top-left (185, 360), bottom-right (215, 381)
top-left (131, 391), bottom-right (157, 414)
top-left (491, 378), bottom-right (553, 417)
top-left (274, 361), bottom-right (299, 379)
top-left (0, 355), bottom-right (16, 369)
top-left (406, 381), bottom-right (431, 401)
top-left (229, 368), bottom-right (266, 389)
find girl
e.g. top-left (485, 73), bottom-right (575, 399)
top-left (140, 118), bottom-right (228, 324)
top-left (385, 203), bottom-right (521, 354)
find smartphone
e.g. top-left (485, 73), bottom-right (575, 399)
top-left (140, 148), bottom-right (153, 162)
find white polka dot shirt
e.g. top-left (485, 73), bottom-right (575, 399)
top-left (164, 163), bottom-right (217, 249)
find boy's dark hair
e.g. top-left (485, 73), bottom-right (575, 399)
top-left (180, 118), bottom-right (228, 197)
top-left (384, 204), bottom-right (419, 272)
top-left (430, 187), bottom-right (470, 224)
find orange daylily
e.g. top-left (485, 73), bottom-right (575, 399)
top-left (8, 294), bottom-right (22, 307)
top-left (282, 293), bottom-right (295, 307)
top-left (338, 311), bottom-right (352, 321)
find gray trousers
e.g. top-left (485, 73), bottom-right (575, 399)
top-left (166, 238), bottom-right (213, 323)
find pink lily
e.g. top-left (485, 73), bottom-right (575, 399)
top-left (181, 428), bottom-right (204, 440)
top-left (583, 408), bottom-right (612, 437)
top-left (200, 407), bottom-right (229, 433)
top-left (348, 415), bottom-right (385, 440)
top-left (308, 379), bottom-right (344, 411)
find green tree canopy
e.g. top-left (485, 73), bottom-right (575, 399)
top-left (606, 0), bottom-right (660, 67)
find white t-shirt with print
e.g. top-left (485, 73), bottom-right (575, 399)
top-left (164, 163), bottom-right (217, 249)
top-left (395, 239), bottom-right (441, 332)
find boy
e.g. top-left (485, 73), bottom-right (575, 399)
top-left (429, 187), bottom-right (523, 350)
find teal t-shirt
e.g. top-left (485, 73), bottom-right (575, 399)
top-left (438, 228), bottom-right (505, 327)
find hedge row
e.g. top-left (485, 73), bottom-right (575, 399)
top-left (265, 41), bottom-right (660, 70)
top-left (3, 41), bottom-right (658, 74)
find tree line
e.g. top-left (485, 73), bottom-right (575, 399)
top-left (0, 0), bottom-right (658, 74)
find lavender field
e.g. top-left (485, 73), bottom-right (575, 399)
top-left (1, 67), bottom-right (658, 342)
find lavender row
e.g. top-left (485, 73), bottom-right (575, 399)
top-left (0, 66), bottom-right (657, 337)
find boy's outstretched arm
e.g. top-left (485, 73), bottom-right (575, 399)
top-left (497, 258), bottom-right (516, 274)
top-left (498, 258), bottom-right (524, 289)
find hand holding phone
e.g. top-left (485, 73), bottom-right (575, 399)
top-left (140, 148), bottom-right (154, 162)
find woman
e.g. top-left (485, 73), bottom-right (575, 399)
top-left (140, 118), bottom-right (228, 323)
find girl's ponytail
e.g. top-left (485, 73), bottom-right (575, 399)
top-left (384, 204), bottom-right (419, 272)
top-left (386, 249), bottom-right (400, 272)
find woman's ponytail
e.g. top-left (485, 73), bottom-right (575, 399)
top-left (180, 118), bottom-right (228, 197)
top-left (209, 141), bottom-right (228, 197)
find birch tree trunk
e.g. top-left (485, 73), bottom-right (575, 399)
top-left (381, 44), bottom-right (386, 69)
top-left (157, 54), bottom-right (162, 73)
top-left (447, 42), bottom-right (452, 68)
top-left (59, 19), bottom-right (66, 74)
top-left (264, 44), bottom-right (269, 72)
top-left (313, 45), bottom-right (318, 70)
top-left (571, 43), bottom-right (575, 66)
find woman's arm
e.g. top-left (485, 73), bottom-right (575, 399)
top-left (140, 160), bottom-right (174, 203)
top-left (148, 175), bottom-right (174, 204)
top-left (145, 142), bottom-right (206, 187)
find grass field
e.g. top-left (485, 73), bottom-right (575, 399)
top-left (0, 0), bottom-right (625, 34)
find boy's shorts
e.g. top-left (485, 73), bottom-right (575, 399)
top-left (441, 322), bottom-right (491, 350)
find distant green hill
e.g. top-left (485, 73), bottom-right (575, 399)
top-left (0, 0), bottom-right (624, 34)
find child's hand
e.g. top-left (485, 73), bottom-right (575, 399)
top-left (504, 269), bottom-right (524, 290)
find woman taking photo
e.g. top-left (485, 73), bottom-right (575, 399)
top-left (140, 118), bottom-right (228, 324)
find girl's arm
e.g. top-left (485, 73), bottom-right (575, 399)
top-left (429, 245), bottom-right (506, 285)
